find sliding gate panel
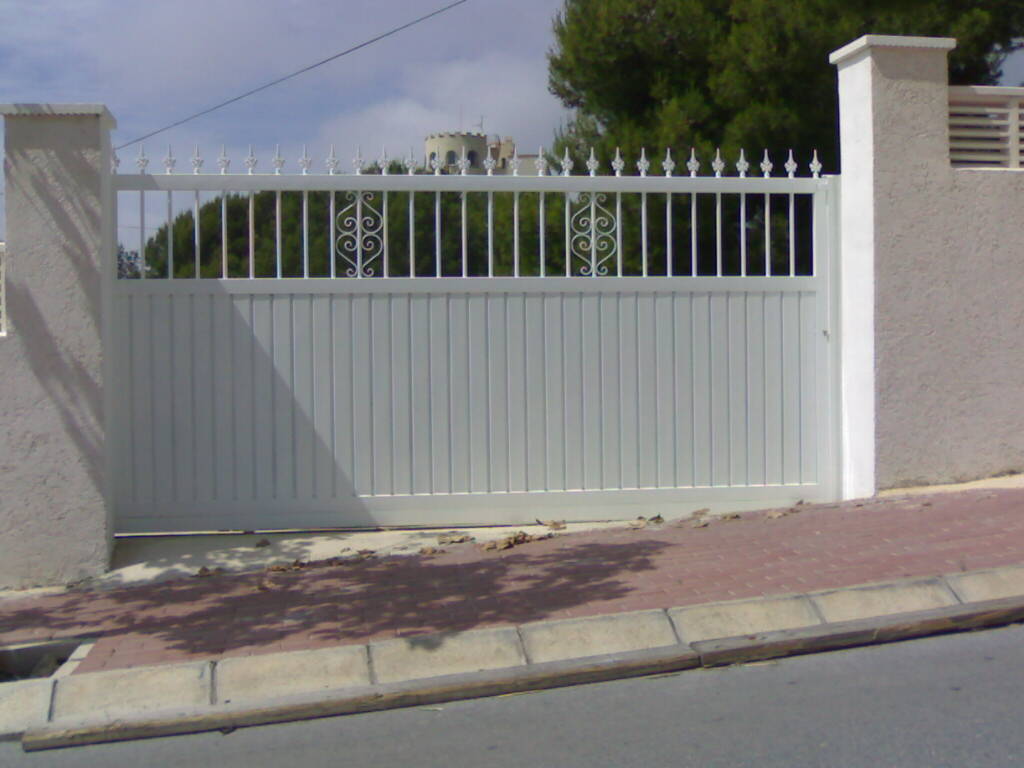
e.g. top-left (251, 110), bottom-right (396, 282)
top-left (110, 164), bottom-right (838, 532)
top-left (111, 276), bottom-right (834, 532)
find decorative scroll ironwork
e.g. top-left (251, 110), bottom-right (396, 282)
top-left (569, 191), bottom-right (617, 276)
top-left (336, 191), bottom-right (384, 277)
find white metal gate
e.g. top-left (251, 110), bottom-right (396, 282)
top-left (110, 148), bottom-right (839, 532)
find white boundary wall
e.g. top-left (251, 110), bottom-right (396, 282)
top-left (833, 36), bottom-right (1024, 490)
top-left (0, 105), bottom-right (115, 588)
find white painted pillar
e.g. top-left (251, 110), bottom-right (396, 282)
top-left (0, 104), bottom-right (116, 588)
top-left (830, 36), bottom-right (955, 497)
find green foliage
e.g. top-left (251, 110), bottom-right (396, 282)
top-left (132, 185), bottom-right (812, 280)
top-left (548, 0), bottom-right (1024, 173)
top-left (136, 186), bottom-right (577, 279)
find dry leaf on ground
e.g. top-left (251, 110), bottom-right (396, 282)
top-left (419, 546), bottom-right (445, 556)
top-left (649, 514), bottom-right (665, 524)
top-left (253, 538), bottom-right (272, 548)
top-left (438, 532), bottom-right (474, 545)
top-left (691, 520), bottom-right (710, 528)
top-left (536, 519), bottom-right (567, 530)
top-left (721, 512), bottom-right (742, 521)
top-left (483, 531), bottom-right (552, 551)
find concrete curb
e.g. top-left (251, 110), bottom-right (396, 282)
top-left (17, 567), bottom-right (1024, 751)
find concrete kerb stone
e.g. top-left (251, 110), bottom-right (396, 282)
top-left (0, 679), bottom-right (52, 740)
top-left (808, 577), bottom-right (960, 623)
top-left (519, 609), bottom-right (679, 664)
top-left (944, 565), bottom-right (1024, 603)
top-left (669, 595), bottom-right (824, 643)
top-left (51, 661), bottom-right (212, 721)
top-left (369, 626), bottom-right (526, 685)
top-left (216, 646), bottom-right (371, 705)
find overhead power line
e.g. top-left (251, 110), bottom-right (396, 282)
top-left (115, 0), bottom-right (471, 150)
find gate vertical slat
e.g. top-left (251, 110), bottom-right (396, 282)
top-left (272, 295), bottom-right (295, 498)
top-left (781, 293), bottom-right (802, 484)
top-left (691, 293), bottom-right (712, 486)
top-left (654, 293), bottom-right (675, 487)
top-left (408, 295), bottom-right (431, 493)
top-left (580, 294), bottom-right (601, 489)
top-left (673, 294), bottom-right (695, 488)
top-left (172, 295), bottom-right (195, 500)
top-left (449, 295), bottom-right (471, 493)
top-left (293, 296), bottom-right (315, 499)
top-left (618, 292), bottom-right (639, 490)
top-left (728, 293), bottom-right (748, 486)
top-left (745, 293), bottom-right (767, 486)
top-left (637, 293), bottom-right (658, 488)
top-left (428, 295), bottom-right (451, 493)
top-left (709, 294), bottom-right (731, 486)
top-left (542, 294), bottom-right (565, 490)
top-left (562, 293), bottom-right (583, 489)
top-left (211, 294), bottom-right (231, 501)
top-left (234, 295), bottom-right (256, 501)
top-left (311, 295), bottom-right (333, 500)
top-left (524, 294), bottom-right (547, 491)
top-left (486, 294), bottom-right (509, 492)
top-left (799, 291), bottom-right (819, 484)
top-left (193, 294), bottom-right (215, 502)
top-left (600, 292), bottom-right (622, 489)
top-left (333, 296), bottom-right (356, 495)
top-left (351, 295), bottom-right (373, 495)
top-left (763, 292), bottom-right (784, 484)
top-left (370, 294), bottom-right (394, 495)
top-left (251, 296), bottom-right (274, 502)
top-left (506, 294), bottom-right (528, 492)
top-left (467, 295), bottom-right (489, 492)
top-left (389, 295), bottom-right (413, 496)
top-left (151, 295), bottom-right (174, 501)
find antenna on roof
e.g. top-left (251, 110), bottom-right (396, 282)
top-left (475, 115), bottom-right (485, 134)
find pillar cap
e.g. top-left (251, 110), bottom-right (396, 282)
top-left (0, 103), bottom-right (115, 127)
top-left (829, 35), bottom-right (956, 67)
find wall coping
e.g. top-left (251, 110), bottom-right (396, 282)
top-left (0, 103), bottom-right (116, 127)
top-left (829, 35), bottom-right (956, 67)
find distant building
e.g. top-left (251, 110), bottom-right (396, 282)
top-left (424, 132), bottom-right (544, 175)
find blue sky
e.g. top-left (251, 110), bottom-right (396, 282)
top-left (1, 0), bottom-right (1023, 239)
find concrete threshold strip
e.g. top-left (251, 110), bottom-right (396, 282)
top-left (15, 565), bottom-right (1024, 752)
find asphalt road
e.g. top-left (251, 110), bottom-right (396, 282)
top-left (6, 624), bottom-right (1024, 767)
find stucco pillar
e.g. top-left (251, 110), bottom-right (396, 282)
top-left (831, 36), bottom-right (960, 493)
top-left (0, 104), bottom-right (116, 588)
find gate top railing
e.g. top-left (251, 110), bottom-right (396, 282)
top-left (949, 85), bottom-right (1024, 169)
top-left (112, 145), bottom-right (831, 281)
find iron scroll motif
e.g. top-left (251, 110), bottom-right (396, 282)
top-left (336, 191), bottom-right (384, 277)
top-left (570, 191), bottom-right (616, 276)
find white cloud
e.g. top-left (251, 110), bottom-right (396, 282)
top-left (314, 50), bottom-right (569, 163)
top-left (0, 0), bottom-right (570, 237)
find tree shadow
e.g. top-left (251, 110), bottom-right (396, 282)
top-left (0, 536), bottom-right (671, 661)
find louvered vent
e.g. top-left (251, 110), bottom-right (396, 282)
top-left (949, 86), bottom-right (1023, 168)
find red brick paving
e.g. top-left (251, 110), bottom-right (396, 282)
top-left (2, 487), bottom-right (1024, 674)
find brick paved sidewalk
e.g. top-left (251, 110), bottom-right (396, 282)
top-left (2, 487), bottom-right (1023, 676)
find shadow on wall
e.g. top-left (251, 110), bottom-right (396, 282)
top-left (5, 280), bottom-right (104, 494)
top-left (2, 141), bottom-right (105, 499)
